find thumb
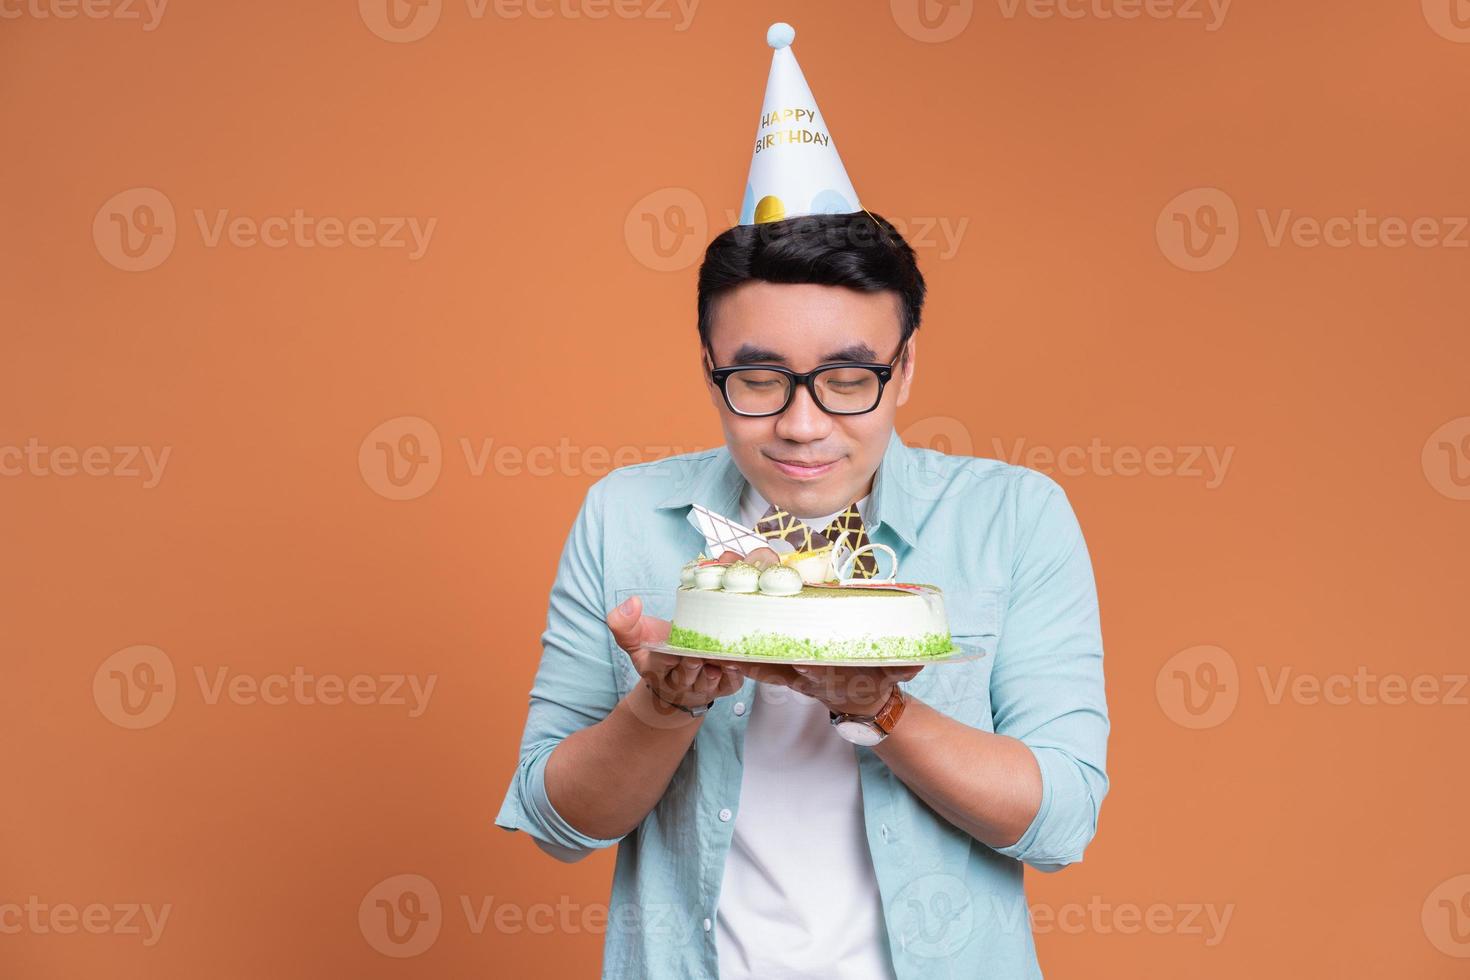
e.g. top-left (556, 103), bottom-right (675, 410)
top-left (607, 595), bottom-right (642, 649)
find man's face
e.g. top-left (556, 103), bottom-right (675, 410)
top-left (702, 280), bottom-right (915, 519)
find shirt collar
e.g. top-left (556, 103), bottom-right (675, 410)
top-left (655, 428), bottom-right (919, 548)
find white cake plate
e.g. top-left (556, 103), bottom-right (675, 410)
top-left (642, 640), bottom-right (988, 668)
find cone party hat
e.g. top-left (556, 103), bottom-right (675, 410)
top-left (738, 23), bottom-right (863, 226)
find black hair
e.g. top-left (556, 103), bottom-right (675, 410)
top-left (696, 211), bottom-right (927, 363)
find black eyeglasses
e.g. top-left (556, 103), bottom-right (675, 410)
top-left (704, 340), bottom-right (906, 417)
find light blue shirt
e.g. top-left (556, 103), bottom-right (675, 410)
top-left (495, 427), bottom-right (1110, 979)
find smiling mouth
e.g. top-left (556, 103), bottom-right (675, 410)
top-left (767, 455), bottom-right (841, 478)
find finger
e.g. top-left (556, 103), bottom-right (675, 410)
top-left (716, 550), bottom-right (743, 563)
top-left (606, 594), bottom-right (644, 653)
top-left (741, 663), bottom-right (802, 687)
top-left (746, 546), bottom-right (781, 569)
top-left (678, 658), bottom-right (703, 686)
top-left (643, 614), bottom-right (672, 644)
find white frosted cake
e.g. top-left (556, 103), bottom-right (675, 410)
top-left (669, 554), bottom-right (956, 661)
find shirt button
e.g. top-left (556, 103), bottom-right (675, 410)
top-left (718, 807), bottom-right (733, 822)
top-left (733, 701), bottom-right (746, 716)
top-left (703, 917), bottom-right (712, 932)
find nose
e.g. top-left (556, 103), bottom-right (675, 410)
top-left (773, 380), bottom-right (832, 442)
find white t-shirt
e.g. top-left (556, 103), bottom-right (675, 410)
top-left (713, 484), bottom-right (896, 980)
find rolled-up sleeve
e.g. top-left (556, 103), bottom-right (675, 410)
top-left (988, 472), bottom-right (1110, 872)
top-left (494, 479), bottom-right (627, 860)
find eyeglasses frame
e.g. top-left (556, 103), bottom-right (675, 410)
top-left (702, 337), bottom-right (909, 418)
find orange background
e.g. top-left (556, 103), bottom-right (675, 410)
top-left (3, 1), bottom-right (1469, 977)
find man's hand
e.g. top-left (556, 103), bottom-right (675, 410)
top-left (607, 594), bottom-right (745, 711)
top-left (735, 662), bottom-right (924, 716)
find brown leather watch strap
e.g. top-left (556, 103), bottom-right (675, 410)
top-left (873, 685), bottom-right (907, 734)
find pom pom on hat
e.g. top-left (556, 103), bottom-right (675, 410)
top-left (767, 22), bottom-right (795, 48)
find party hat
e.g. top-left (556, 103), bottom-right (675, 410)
top-left (738, 22), bottom-right (863, 226)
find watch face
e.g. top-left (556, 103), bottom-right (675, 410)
top-left (834, 719), bottom-right (885, 746)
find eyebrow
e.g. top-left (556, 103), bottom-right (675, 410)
top-left (728, 341), bottom-right (880, 366)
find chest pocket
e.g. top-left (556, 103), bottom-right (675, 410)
top-left (611, 586), bottom-right (678, 698)
top-left (904, 586), bottom-right (1008, 728)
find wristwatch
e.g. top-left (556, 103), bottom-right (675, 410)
top-left (829, 686), bottom-right (907, 746)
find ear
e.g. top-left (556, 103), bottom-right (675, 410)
top-left (700, 345), bottom-right (723, 408)
top-left (894, 335), bottom-right (917, 407)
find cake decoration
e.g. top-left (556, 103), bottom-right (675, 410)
top-left (688, 504), bottom-right (769, 557)
top-left (757, 564), bottom-right (803, 596)
top-left (721, 561), bottom-right (760, 593)
top-left (694, 564), bottom-right (728, 590)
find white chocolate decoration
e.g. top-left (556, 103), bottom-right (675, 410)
top-left (782, 547), bottom-right (835, 585)
top-left (721, 562), bottom-right (759, 593)
top-left (757, 564), bottom-right (803, 596)
top-left (694, 564), bottom-right (728, 590)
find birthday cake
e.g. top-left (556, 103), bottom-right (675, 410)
top-left (668, 550), bottom-right (956, 662)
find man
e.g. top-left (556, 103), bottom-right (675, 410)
top-left (495, 24), bottom-right (1109, 979)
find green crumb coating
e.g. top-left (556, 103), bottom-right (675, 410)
top-left (668, 625), bottom-right (956, 660)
